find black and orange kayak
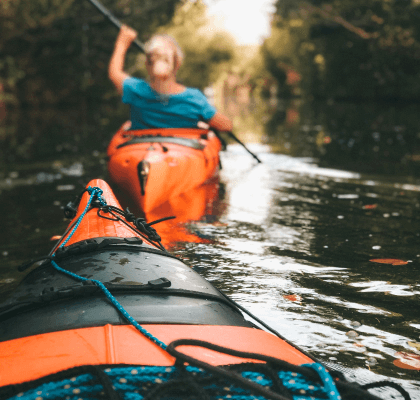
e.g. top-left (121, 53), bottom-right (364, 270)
top-left (0, 180), bottom-right (409, 400)
top-left (107, 122), bottom-right (222, 213)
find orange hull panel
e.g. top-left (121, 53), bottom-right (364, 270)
top-left (0, 324), bottom-right (312, 386)
top-left (107, 123), bottom-right (222, 213)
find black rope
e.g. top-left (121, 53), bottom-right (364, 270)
top-left (142, 363), bottom-right (212, 400)
top-left (89, 366), bottom-right (122, 400)
top-left (166, 339), bottom-right (311, 400)
top-left (362, 381), bottom-right (412, 400)
top-left (166, 338), bottom-right (406, 400)
top-left (65, 186), bottom-right (171, 251)
top-left (96, 205), bottom-right (170, 251)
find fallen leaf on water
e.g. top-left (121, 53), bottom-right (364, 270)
top-left (211, 222), bottom-right (228, 227)
top-left (346, 330), bottom-right (359, 338)
top-left (369, 259), bottom-right (408, 265)
top-left (283, 294), bottom-right (302, 302)
top-left (393, 352), bottom-right (420, 370)
top-left (408, 342), bottom-right (420, 352)
top-left (353, 343), bottom-right (365, 348)
top-left (50, 235), bottom-right (62, 241)
top-left (363, 204), bottom-right (377, 209)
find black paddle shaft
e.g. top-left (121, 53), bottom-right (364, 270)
top-left (226, 131), bottom-right (262, 163)
top-left (86, 0), bottom-right (146, 53)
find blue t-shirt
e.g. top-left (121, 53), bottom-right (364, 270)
top-left (122, 77), bottom-right (217, 130)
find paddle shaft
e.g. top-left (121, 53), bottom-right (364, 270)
top-left (226, 131), bottom-right (262, 163)
top-left (86, 0), bottom-right (146, 53)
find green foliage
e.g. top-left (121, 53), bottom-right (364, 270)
top-left (264, 0), bottom-right (420, 100)
top-left (0, 0), bottom-right (182, 163)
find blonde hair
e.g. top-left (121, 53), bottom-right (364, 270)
top-left (145, 34), bottom-right (184, 73)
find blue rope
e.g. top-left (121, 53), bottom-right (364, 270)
top-left (6, 365), bottom-right (343, 400)
top-left (302, 363), bottom-right (341, 400)
top-left (51, 186), bottom-right (167, 350)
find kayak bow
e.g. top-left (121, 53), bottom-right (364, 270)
top-left (0, 179), bottom-right (410, 400)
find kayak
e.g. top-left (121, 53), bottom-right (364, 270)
top-left (107, 122), bottom-right (222, 213)
top-left (0, 179), bottom-right (409, 400)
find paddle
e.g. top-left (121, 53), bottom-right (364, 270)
top-left (86, 0), bottom-right (146, 53)
top-left (212, 129), bottom-right (262, 163)
top-left (225, 131), bottom-right (262, 163)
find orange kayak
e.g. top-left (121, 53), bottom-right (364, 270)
top-left (0, 179), bottom-right (403, 400)
top-left (107, 122), bottom-right (222, 213)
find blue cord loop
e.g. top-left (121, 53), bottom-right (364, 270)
top-left (302, 363), bottom-right (341, 400)
top-left (51, 186), bottom-right (167, 350)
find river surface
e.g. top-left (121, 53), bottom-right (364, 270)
top-left (0, 98), bottom-right (420, 399)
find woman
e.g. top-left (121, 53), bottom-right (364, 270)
top-left (108, 25), bottom-right (233, 131)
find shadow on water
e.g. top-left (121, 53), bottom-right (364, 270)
top-left (0, 97), bottom-right (420, 398)
top-left (262, 98), bottom-right (420, 177)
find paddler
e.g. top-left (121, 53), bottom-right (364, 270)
top-left (108, 25), bottom-right (233, 131)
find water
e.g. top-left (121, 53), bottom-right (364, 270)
top-left (1, 100), bottom-right (420, 398)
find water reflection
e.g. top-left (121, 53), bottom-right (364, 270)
top-left (141, 178), bottom-right (226, 247)
top-left (262, 98), bottom-right (420, 176)
top-left (182, 146), bottom-right (420, 398)
top-left (1, 97), bottom-right (420, 398)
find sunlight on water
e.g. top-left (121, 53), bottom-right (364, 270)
top-left (0, 140), bottom-right (419, 399)
top-left (186, 145), bottom-right (420, 399)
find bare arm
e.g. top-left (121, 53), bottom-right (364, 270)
top-left (208, 112), bottom-right (233, 132)
top-left (108, 25), bottom-right (138, 94)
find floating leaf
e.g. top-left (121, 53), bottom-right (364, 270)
top-left (393, 352), bottom-right (420, 370)
top-left (369, 259), bottom-right (408, 265)
top-left (408, 342), bottom-right (420, 352)
top-left (353, 343), bottom-right (365, 348)
top-left (346, 330), bottom-right (359, 338)
top-left (363, 204), bottom-right (377, 209)
top-left (50, 235), bottom-right (61, 241)
top-left (283, 294), bottom-right (302, 302)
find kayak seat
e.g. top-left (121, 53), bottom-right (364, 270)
top-left (117, 135), bottom-right (206, 150)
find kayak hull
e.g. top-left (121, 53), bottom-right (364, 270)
top-left (0, 179), bottom-right (313, 388)
top-left (0, 180), bottom-right (410, 400)
top-left (107, 123), bottom-right (222, 213)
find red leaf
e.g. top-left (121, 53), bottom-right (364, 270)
top-left (393, 352), bottom-right (420, 370)
top-left (50, 235), bottom-right (62, 241)
top-left (283, 294), bottom-right (302, 302)
top-left (363, 204), bottom-right (377, 210)
top-left (370, 259), bottom-right (408, 266)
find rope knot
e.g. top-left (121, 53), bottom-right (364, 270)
top-left (134, 218), bottom-right (162, 242)
top-left (87, 186), bottom-right (107, 206)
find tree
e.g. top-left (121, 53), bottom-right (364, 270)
top-left (0, 0), bottom-right (182, 163)
top-left (264, 0), bottom-right (420, 100)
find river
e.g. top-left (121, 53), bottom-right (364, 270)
top-left (0, 98), bottom-right (419, 399)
